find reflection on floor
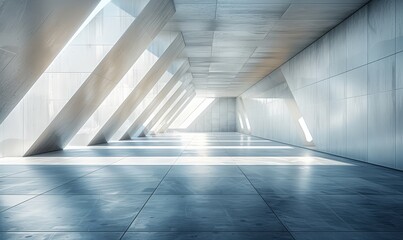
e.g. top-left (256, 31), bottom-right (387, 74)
top-left (1, 132), bottom-right (403, 240)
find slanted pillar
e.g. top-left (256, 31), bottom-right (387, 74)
top-left (0, 0), bottom-right (101, 123)
top-left (88, 33), bottom-right (185, 145)
top-left (24, 0), bottom-right (176, 156)
top-left (136, 84), bottom-right (192, 137)
top-left (157, 94), bottom-right (195, 133)
top-left (120, 62), bottom-right (190, 140)
top-left (141, 87), bottom-right (195, 137)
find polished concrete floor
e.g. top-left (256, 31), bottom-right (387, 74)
top-left (1, 132), bottom-right (403, 239)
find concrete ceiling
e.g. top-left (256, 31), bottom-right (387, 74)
top-left (164, 0), bottom-right (369, 97)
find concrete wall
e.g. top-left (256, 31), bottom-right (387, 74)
top-left (237, 0), bottom-right (403, 170)
top-left (237, 81), bottom-right (307, 147)
top-left (0, 2), bottom-right (133, 156)
top-left (174, 98), bottom-right (236, 132)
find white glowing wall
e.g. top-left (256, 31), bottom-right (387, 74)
top-left (171, 98), bottom-right (236, 132)
top-left (0, 2), bottom-right (135, 156)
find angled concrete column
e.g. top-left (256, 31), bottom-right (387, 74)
top-left (158, 94), bottom-right (195, 133)
top-left (24, 0), bottom-right (176, 156)
top-left (88, 34), bottom-right (185, 145)
top-left (156, 91), bottom-right (195, 133)
top-left (0, 0), bottom-right (101, 124)
top-left (154, 90), bottom-right (196, 134)
top-left (136, 84), bottom-right (192, 138)
top-left (120, 61), bottom-right (190, 140)
top-left (141, 87), bottom-right (195, 137)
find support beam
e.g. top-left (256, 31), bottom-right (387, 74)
top-left (155, 91), bottom-right (195, 133)
top-left (157, 94), bottom-right (195, 133)
top-left (24, 0), bottom-right (175, 156)
top-left (136, 84), bottom-right (192, 138)
top-left (88, 34), bottom-right (185, 145)
top-left (141, 87), bottom-right (195, 137)
top-left (0, 0), bottom-right (101, 124)
top-left (153, 90), bottom-right (196, 134)
top-left (120, 61), bottom-right (190, 140)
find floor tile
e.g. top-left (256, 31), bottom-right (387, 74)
top-left (180, 150), bottom-right (230, 157)
top-left (292, 232), bottom-right (403, 240)
top-left (0, 232), bottom-right (123, 240)
top-left (129, 195), bottom-right (286, 232)
top-left (321, 194), bottom-right (403, 231)
top-left (0, 166), bottom-right (31, 177)
top-left (122, 232), bottom-right (293, 240)
top-left (155, 177), bottom-right (257, 195)
top-left (46, 177), bottom-right (161, 195)
top-left (363, 177), bottom-right (403, 194)
top-left (0, 178), bottom-right (74, 194)
top-left (167, 165), bottom-right (244, 177)
top-left (249, 177), bottom-right (399, 195)
top-left (0, 195), bottom-right (149, 231)
top-left (7, 166), bottom-right (102, 178)
top-left (262, 194), bottom-right (352, 231)
top-left (0, 195), bottom-right (35, 212)
top-left (113, 157), bottom-right (177, 165)
top-left (85, 165), bottom-right (170, 178)
top-left (239, 165), bottom-right (401, 179)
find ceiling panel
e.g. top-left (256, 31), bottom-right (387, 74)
top-left (281, 3), bottom-right (362, 20)
top-left (212, 47), bottom-right (255, 58)
top-left (216, 4), bottom-right (290, 21)
top-left (209, 63), bottom-right (244, 72)
top-left (182, 31), bottom-right (213, 46)
top-left (172, 4), bottom-right (216, 20)
top-left (167, 0), bottom-right (369, 97)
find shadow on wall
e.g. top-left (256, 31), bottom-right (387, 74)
top-left (237, 72), bottom-right (314, 148)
